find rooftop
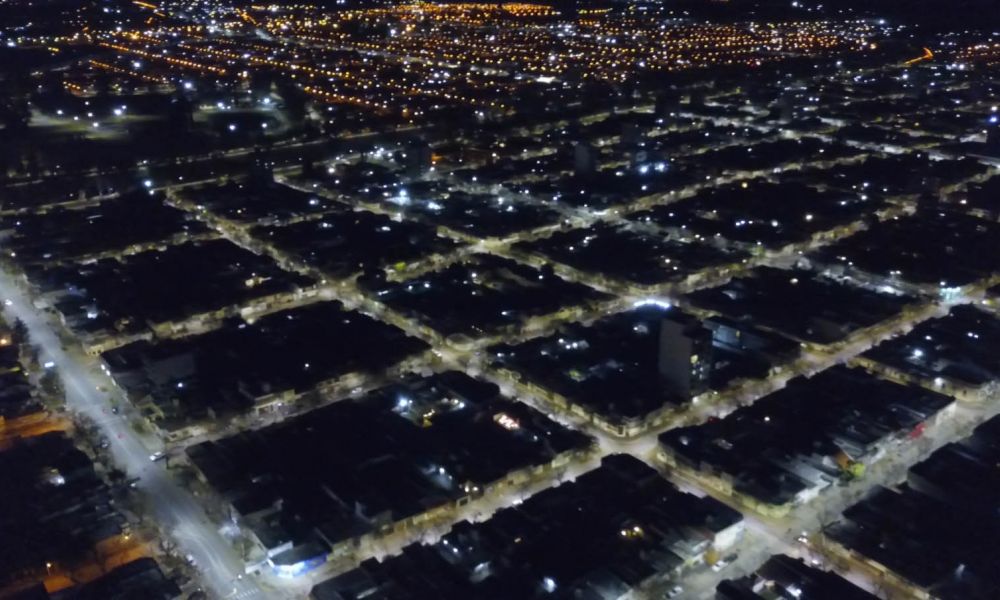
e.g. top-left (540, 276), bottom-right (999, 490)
top-left (661, 366), bottom-right (953, 506)
top-left (187, 372), bottom-right (591, 552)
top-left (312, 454), bottom-right (741, 600)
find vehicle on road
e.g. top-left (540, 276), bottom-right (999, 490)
top-left (711, 554), bottom-right (738, 572)
top-left (149, 451), bottom-right (166, 462)
top-left (665, 584), bottom-right (684, 598)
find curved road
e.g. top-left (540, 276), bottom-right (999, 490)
top-left (0, 269), bottom-right (263, 600)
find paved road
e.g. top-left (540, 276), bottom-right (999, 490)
top-left (0, 269), bottom-right (264, 600)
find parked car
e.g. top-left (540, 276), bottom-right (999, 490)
top-left (711, 554), bottom-right (738, 572)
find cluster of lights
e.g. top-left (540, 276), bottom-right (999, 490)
top-left (99, 40), bottom-right (228, 75)
top-left (956, 41), bottom-right (1000, 66)
top-left (276, 6), bottom-right (879, 84)
top-left (493, 412), bottom-right (521, 430)
top-left (35, 3), bottom-right (893, 128)
top-left (90, 59), bottom-right (169, 84)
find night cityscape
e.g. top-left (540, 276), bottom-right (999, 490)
top-left (0, 0), bottom-right (998, 599)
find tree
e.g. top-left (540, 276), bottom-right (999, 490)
top-left (11, 318), bottom-right (27, 345)
top-left (0, 100), bottom-right (31, 132)
top-left (277, 80), bottom-right (309, 125)
top-left (301, 157), bottom-right (318, 179)
top-left (167, 93), bottom-right (194, 132)
top-left (107, 468), bottom-right (127, 487)
top-left (39, 369), bottom-right (64, 399)
top-left (21, 343), bottom-right (40, 369)
top-left (95, 72), bottom-right (112, 99)
top-left (250, 72), bottom-right (274, 99)
top-left (981, 382), bottom-right (1000, 403)
top-left (72, 413), bottom-right (101, 448)
top-left (298, 389), bottom-right (323, 410)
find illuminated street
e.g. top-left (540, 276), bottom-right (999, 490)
top-left (1, 0), bottom-right (1000, 599)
